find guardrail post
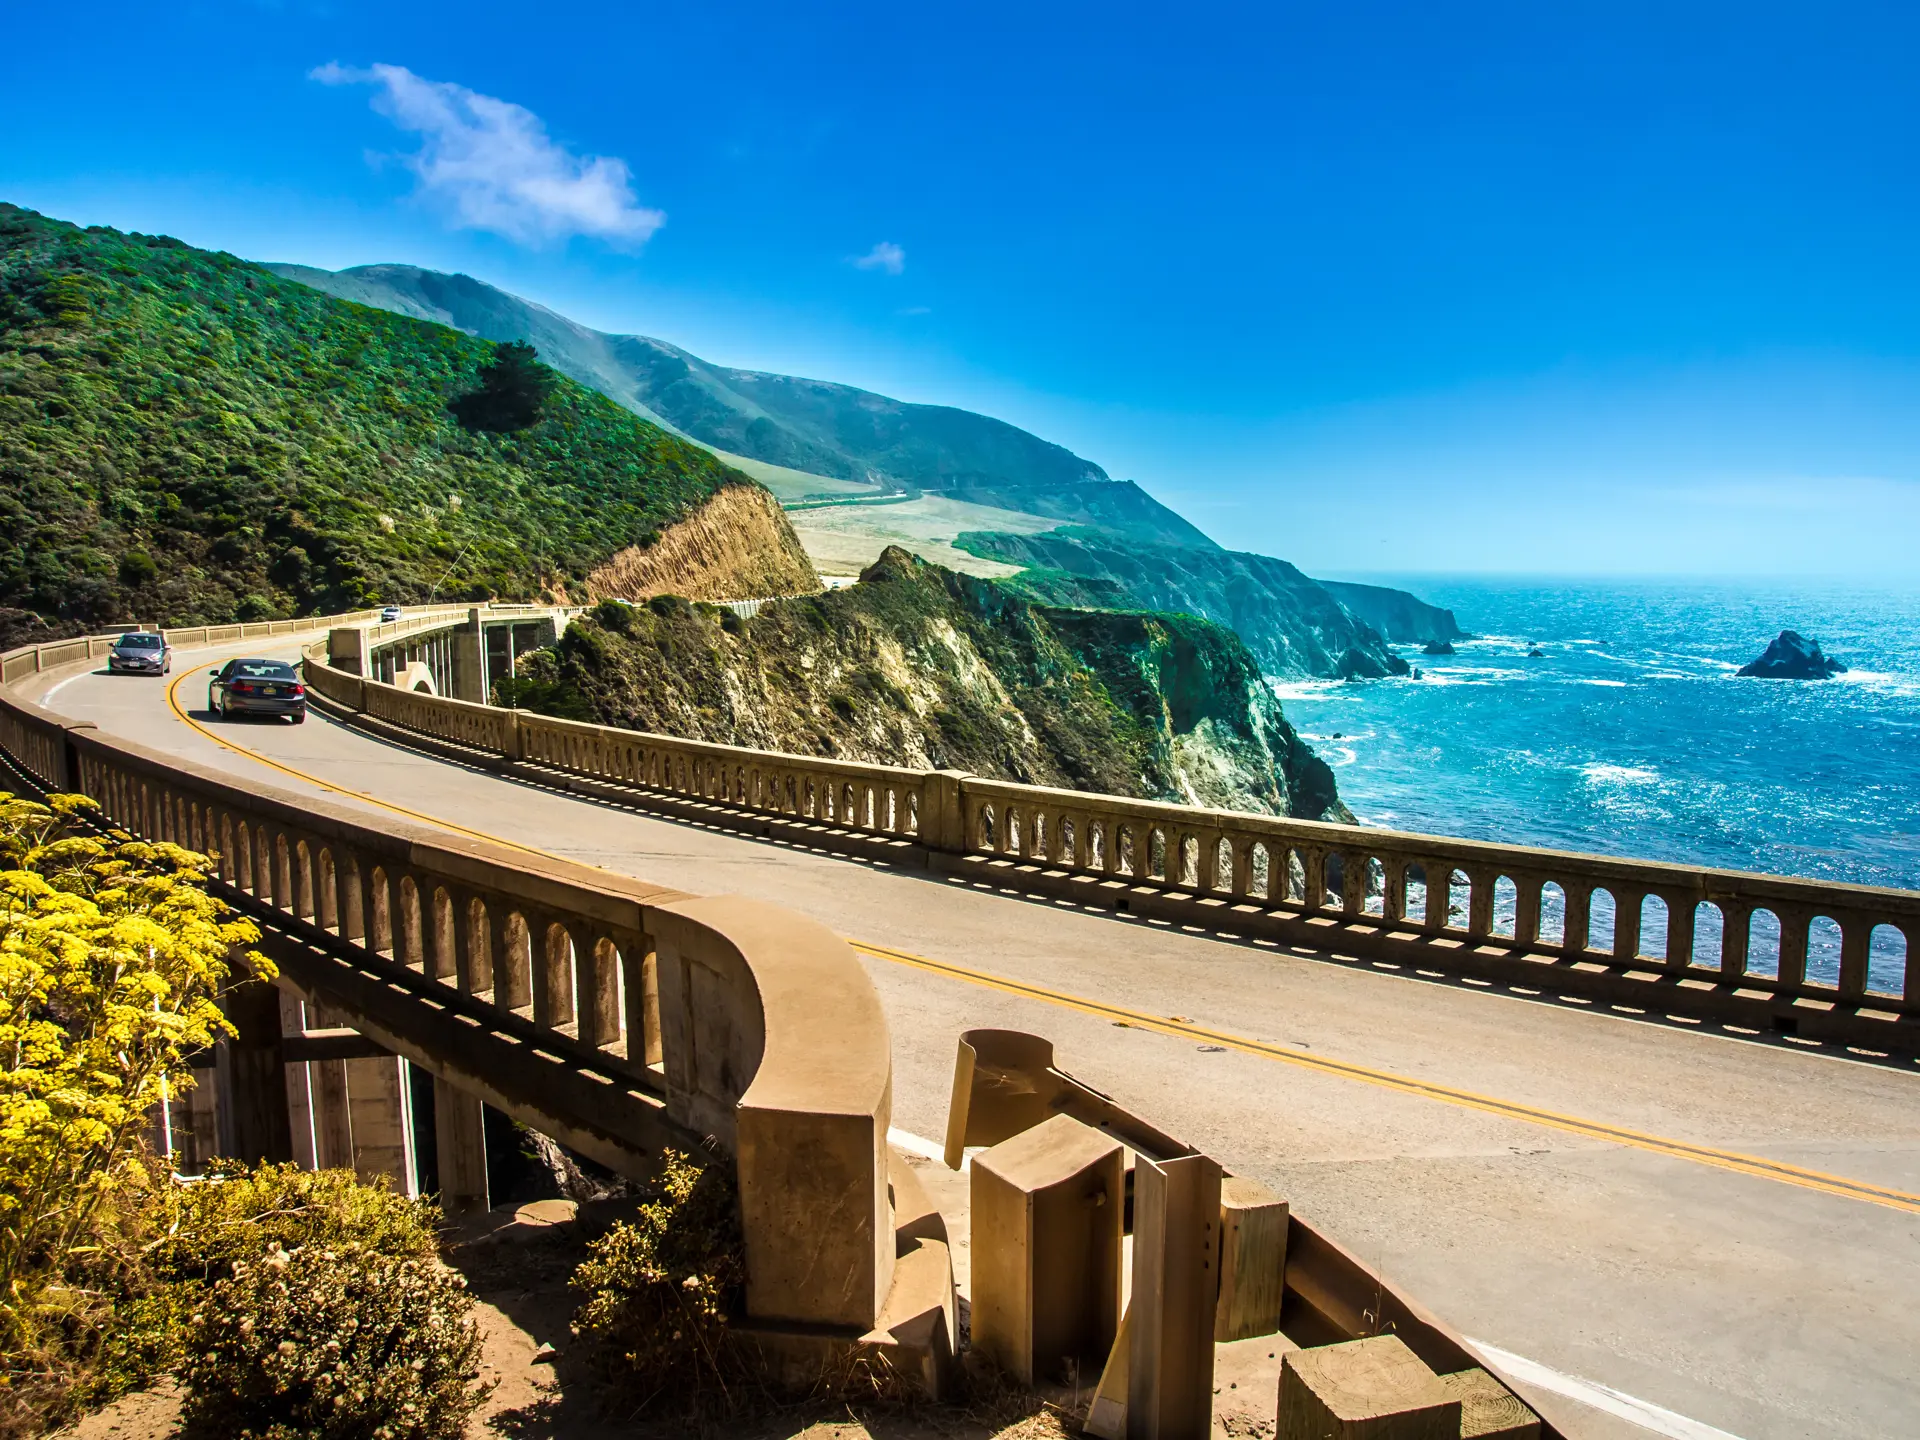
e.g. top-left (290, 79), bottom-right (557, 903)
top-left (970, 1114), bottom-right (1123, 1387)
top-left (328, 626), bottom-right (369, 677)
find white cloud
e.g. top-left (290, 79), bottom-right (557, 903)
top-left (851, 240), bottom-right (906, 275)
top-left (311, 62), bottom-right (664, 248)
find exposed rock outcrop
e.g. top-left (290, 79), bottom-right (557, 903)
top-left (1335, 646), bottom-right (1410, 680)
top-left (585, 483), bottom-right (819, 602)
top-left (509, 547), bottom-right (1345, 819)
top-left (1737, 630), bottom-right (1846, 679)
top-left (1422, 639), bottom-right (1455, 656)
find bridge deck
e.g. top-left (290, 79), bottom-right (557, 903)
top-left (25, 640), bottom-right (1920, 1440)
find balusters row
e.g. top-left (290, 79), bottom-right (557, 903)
top-left (512, 714), bottom-right (923, 840)
top-left (962, 793), bottom-right (1914, 1004)
top-left (83, 757), bottom-right (667, 1075)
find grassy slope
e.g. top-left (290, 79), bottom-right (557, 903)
top-left (0, 206), bottom-right (747, 642)
top-left (266, 264), bottom-right (1207, 535)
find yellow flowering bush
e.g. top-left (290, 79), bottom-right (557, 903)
top-left (0, 790), bottom-right (265, 1421)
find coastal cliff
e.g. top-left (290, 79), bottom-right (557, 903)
top-left (953, 527), bottom-right (1407, 680)
top-left (1316, 580), bottom-right (1468, 646)
top-left (505, 547), bottom-right (1344, 819)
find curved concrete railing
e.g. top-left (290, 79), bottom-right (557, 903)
top-left (952, 777), bottom-right (1919, 1008)
top-left (0, 618), bottom-right (902, 1336)
top-left (302, 631), bottom-right (1920, 1050)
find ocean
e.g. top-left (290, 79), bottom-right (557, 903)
top-left (1275, 576), bottom-right (1920, 990)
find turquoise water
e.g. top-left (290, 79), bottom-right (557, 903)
top-left (1277, 577), bottom-right (1920, 990)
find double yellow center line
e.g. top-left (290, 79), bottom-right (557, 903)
top-left (162, 666), bottom-right (1920, 1217)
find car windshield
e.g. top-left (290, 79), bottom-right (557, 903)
top-left (117, 634), bottom-right (162, 650)
top-left (231, 661), bottom-right (297, 679)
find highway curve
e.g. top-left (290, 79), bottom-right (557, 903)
top-left (20, 637), bottom-right (1920, 1440)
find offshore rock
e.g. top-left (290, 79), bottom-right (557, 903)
top-left (1422, 639), bottom-right (1455, 656)
top-left (1334, 647), bottom-right (1391, 680)
top-left (504, 547), bottom-right (1347, 819)
top-left (1737, 630), bottom-right (1846, 679)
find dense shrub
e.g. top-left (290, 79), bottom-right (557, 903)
top-left (178, 1241), bottom-right (486, 1440)
top-left (569, 1150), bottom-right (746, 1413)
top-left (0, 791), bottom-right (261, 1429)
top-left (0, 791), bottom-right (476, 1437)
top-left (149, 1161), bottom-right (440, 1287)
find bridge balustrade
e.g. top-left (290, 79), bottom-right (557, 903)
top-left (954, 777), bottom-right (1918, 1012)
top-left (291, 639), bottom-right (1919, 1031)
top-left (0, 622), bottom-right (900, 1335)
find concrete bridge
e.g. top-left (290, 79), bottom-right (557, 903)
top-left (323, 603), bottom-right (579, 700)
top-left (4, 611), bottom-right (1918, 1440)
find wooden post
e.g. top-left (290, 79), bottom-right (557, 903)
top-left (1277, 1335), bottom-right (1459, 1440)
top-left (1215, 1176), bottom-right (1288, 1341)
top-left (1438, 1369), bottom-right (1542, 1439)
top-left (1127, 1152), bottom-right (1221, 1440)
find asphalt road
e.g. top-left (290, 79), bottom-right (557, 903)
top-left (22, 640), bottom-right (1920, 1440)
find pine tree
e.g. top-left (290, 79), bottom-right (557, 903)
top-left (449, 340), bottom-right (553, 433)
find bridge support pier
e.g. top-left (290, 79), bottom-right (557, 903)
top-left (450, 611), bottom-right (487, 703)
top-left (225, 975), bottom-right (293, 1164)
top-left (345, 1055), bottom-right (418, 1196)
top-left (434, 1077), bottom-right (491, 1217)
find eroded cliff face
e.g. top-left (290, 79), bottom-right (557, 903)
top-left (585, 483), bottom-right (819, 603)
top-left (510, 548), bottom-right (1344, 819)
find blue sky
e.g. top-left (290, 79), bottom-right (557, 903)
top-left (5, 1), bottom-right (1919, 578)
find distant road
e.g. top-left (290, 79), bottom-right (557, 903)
top-left (28, 640), bottom-right (1920, 1440)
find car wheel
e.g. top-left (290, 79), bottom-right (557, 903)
top-left (291, 711), bottom-right (306, 725)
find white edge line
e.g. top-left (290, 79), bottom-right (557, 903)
top-left (38, 671), bottom-right (94, 706)
top-left (1467, 1339), bottom-right (1747, 1440)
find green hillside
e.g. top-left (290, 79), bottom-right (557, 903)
top-left (0, 206), bottom-right (746, 645)
top-left (270, 262), bottom-right (1213, 545)
top-left (953, 526), bottom-right (1410, 679)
